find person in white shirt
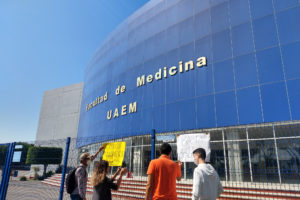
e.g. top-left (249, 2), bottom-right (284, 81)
top-left (192, 148), bottom-right (223, 200)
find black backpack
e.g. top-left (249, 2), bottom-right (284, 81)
top-left (66, 167), bottom-right (79, 194)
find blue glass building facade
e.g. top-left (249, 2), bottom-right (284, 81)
top-left (78, 0), bottom-right (300, 144)
top-left (77, 0), bottom-right (300, 184)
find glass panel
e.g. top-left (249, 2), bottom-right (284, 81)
top-left (277, 138), bottom-right (300, 183)
top-left (249, 139), bottom-right (279, 183)
top-left (275, 123), bottom-right (300, 138)
top-left (248, 126), bottom-right (274, 139)
top-left (132, 136), bottom-right (143, 146)
top-left (143, 135), bottom-right (151, 146)
top-left (170, 143), bottom-right (178, 161)
top-left (185, 162), bottom-right (195, 179)
top-left (142, 145), bottom-right (152, 176)
top-left (210, 130), bottom-right (223, 141)
top-left (224, 128), bottom-right (247, 140)
top-left (210, 142), bottom-right (226, 181)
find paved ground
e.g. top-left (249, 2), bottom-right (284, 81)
top-left (6, 180), bottom-right (94, 200)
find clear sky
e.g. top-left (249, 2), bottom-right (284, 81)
top-left (0, 0), bottom-right (149, 143)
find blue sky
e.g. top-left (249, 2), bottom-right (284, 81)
top-left (0, 0), bottom-right (149, 143)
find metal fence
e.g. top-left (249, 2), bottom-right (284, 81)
top-left (1, 121), bottom-right (300, 200)
top-left (0, 143), bottom-right (10, 200)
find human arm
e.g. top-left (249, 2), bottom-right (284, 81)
top-left (145, 160), bottom-right (155, 200)
top-left (145, 174), bottom-right (153, 200)
top-left (176, 161), bottom-right (182, 181)
top-left (111, 168), bottom-right (121, 181)
top-left (107, 168), bottom-right (127, 191)
top-left (116, 168), bottom-right (127, 190)
top-left (90, 146), bottom-right (105, 161)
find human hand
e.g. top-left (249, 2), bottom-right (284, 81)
top-left (116, 168), bottom-right (122, 174)
top-left (177, 160), bottom-right (182, 167)
top-left (120, 168), bottom-right (128, 175)
top-left (99, 146), bottom-right (105, 152)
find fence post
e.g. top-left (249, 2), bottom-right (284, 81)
top-left (0, 144), bottom-right (10, 200)
top-left (151, 129), bottom-right (156, 160)
top-left (0, 142), bottom-right (15, 200)
top-left (59, 137), bottom-right (71, 200)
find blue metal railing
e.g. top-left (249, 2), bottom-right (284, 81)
top-left (59, 137), bottom-right (71, 200)
top-left (151, 129), bottom-right (156, 160)
top-left (0, 142), bottom-right (15, 200)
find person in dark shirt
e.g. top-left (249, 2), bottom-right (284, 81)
top-left (91, 160), bottom-right (127, 200)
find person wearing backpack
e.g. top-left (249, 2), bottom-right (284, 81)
top-left (69, 145), bottom-right (104, 200)
top-left (91, 160), bottom-right (127, 200)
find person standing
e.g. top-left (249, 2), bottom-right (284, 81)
top-left (71, 146), bottom-right (104, 200)
top-left (192, 148), bottom-right (223, 200)
top-left (145, 143), bottom-right (182, 200)
top-left (91, 160), bottom-right (127, 200)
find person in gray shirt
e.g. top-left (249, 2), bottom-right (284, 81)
top-left (71, 146), bottom-right (104, 200)
top-left (192, 148), bottom-right (223, 200)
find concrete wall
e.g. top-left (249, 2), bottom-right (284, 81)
top-left (36, 82), bottom-right (83, 141)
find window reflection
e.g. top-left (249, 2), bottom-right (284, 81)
top-left (250, 140), bottom-right (279, 183)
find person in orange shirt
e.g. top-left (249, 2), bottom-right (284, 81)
top-left (145, 143), bottom-right (182, 200)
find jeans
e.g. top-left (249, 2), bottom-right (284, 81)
top-left (70, 194), bottom-right (83, 200)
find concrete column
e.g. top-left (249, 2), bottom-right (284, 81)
top-left (226, 131), bottom-right (243, 182)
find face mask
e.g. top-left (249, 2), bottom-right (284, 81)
top-left (194, 160), bottom-right (198, 166)
top-left (87, 160), bottom-right (92, 166)
top-left (194, 155), bottom-right (199, 166)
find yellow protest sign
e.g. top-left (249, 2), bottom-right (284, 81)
top-left (102, 142), bottom-right (126, 166)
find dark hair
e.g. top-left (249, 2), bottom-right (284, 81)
top-left (193, 148), bottom-right (206, 160)
top-left (97, 160), bottom-right (109, 171)
top-left (160, 143), bottom-right (172, 155)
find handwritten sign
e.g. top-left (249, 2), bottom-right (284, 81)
top-left (103, 142), bottom-right (126, 166)
top-left (177, 133), bottom-right (211, 162)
